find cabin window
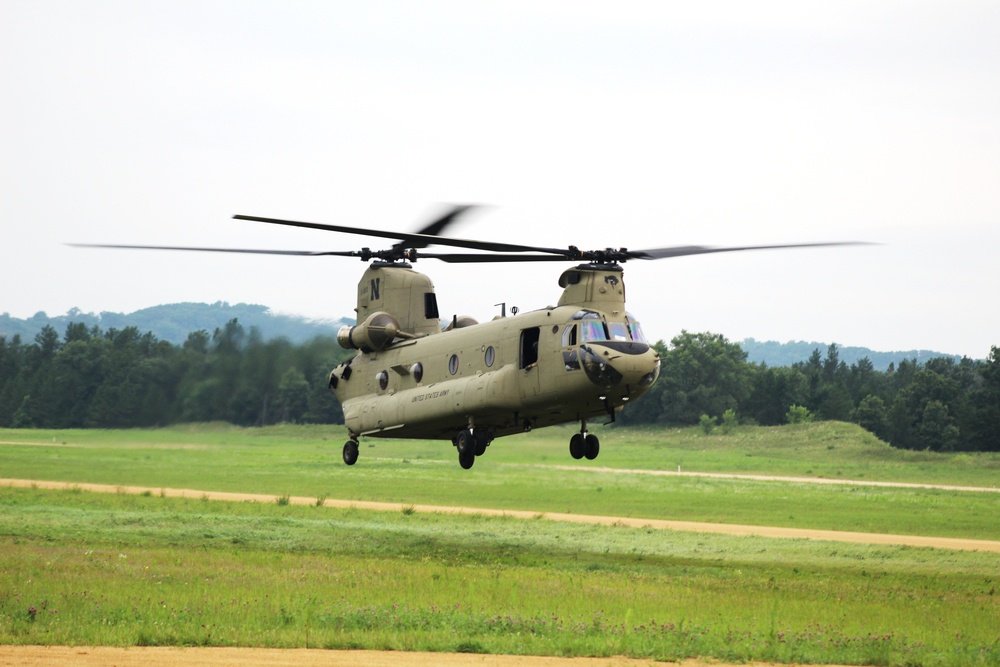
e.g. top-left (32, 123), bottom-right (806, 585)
top-left (376, 370), bottom-right (389, 391)
top-left (411, 362), bottom-right (423, 383)
top-left (519, 327), bottom-right (540, 369)
top-left (449, 354), bottom-right (459, 375)
top-left (425, 293), bottom-right (439, 319)
top-left (484, 346), bottom-right (495, 367)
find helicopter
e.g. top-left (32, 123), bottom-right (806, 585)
top-left (74, 205), bottom-right (861, 469)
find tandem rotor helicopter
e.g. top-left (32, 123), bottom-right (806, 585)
top-left (75, 205), bottom-right (860, 470)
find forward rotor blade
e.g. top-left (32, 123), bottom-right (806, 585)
top-left (420, 252), bottom-right (571, 263)
top-left (234, 214), bottom-right (568, 256)
top-left (68, 243), bottom-right (357, 257)
top-left (629, 241), bottom-right (872, 260)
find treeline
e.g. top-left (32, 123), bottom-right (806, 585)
top-left (619, 331), bottom-right (1000, 452)
top-left (3, 323), bottom-right (998, 451)
top-left (0, 320), bottom-right (350, 428)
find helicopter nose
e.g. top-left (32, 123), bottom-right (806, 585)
top-left (579, 342), bottom-right (660, 390)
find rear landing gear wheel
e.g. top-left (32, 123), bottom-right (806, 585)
top-left (569, 433), bottom-right (585, 459)
top-left (474, 431), bottom-right (491, 456)
top-left (343, 440), bottom-right (359, 466)
top-left (584, 433), bottom-right (600, 460)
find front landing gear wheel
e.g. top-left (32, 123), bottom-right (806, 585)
top-left (569, 433), bottom-right (585, 459)
top-left (456, 429), bottom-right (476, 469)
top-left (343, 440), bottom-right (359, 466)
top-left (459, 449), bottom-right (475, 469)
top-left (584, 433), bottom-right (600, 460)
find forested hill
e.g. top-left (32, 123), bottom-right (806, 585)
top-left (2, 305), bottom-right (968, 367)
top-left (740, 338), bottom-right (964, 371)
top-left (0, 303), bottom-right (351, 346)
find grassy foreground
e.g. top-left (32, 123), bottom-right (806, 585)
top-left (2, 487), bottom-right (999, 666)
top-left (1, 422), bottom-right (999, 665)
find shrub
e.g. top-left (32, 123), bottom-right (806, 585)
top-left (786, 405), bottom-right (814, 424)
top-left (699, 414), bottom-right (716, 435)
top-left (720, 409), bottom-right (738, 435)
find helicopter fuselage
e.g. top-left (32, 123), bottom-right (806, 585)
top-left (327, 262), bottom-right (661, 467)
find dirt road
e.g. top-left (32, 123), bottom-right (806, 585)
top-left (0, 646), bottom-right (853, 667)
top-left (3, 477), bottom-right (999, 553)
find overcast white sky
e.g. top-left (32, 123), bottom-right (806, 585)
top-left (2, 1), bottom-right (998, 358)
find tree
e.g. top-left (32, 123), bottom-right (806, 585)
top-left (853, 394), bottom-right (889, 441)
top-left (275, 368), bottom-right (310, 423)
top-left (917, 400), bottom-right (960, 451)
top-left (658, 331), bottom-right (751, 425)
top-left (744, 365), bottom-right (809, 426)
top-left (965, 346), bottom-right (1000, 451)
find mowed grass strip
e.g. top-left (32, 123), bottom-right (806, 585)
top-left (2, 423), bottom-right (999, 540)
top-left (6, 421), bottom-right (1000, 486)
top-left (2, 487), bottom-right (999, 666)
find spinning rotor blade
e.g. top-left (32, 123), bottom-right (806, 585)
top-left (233, 214), bottom-right (568, 256)
top-left (420, 252), bottom-right (571, 263)
top-left (627, 241), bottom-right (871, 260)
top-left (423, 241), bottom-right (871, 264)
top-left (68, 243), bottom-right (358, 257)
top-left (404, 204), bottom-right (478, 247)
top-left (71, 206), bottom-right (869, 267)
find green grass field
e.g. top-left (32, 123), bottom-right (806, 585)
top-left (2, 422), bottom-right (999, 665)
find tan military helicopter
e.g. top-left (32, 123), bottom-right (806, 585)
top-left (75, 205), bottom-right (857, 469)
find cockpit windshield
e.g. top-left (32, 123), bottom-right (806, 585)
top-left (571, 310), bottom-right (607, 343)
top-left (579, 320), bottom-right (607, 342)
top-left (569, 309), bottom-right (648, 344)
top-left (625, 313), bottom-right (648, 343)
top-left (608, 322), bottom-right (630, 341)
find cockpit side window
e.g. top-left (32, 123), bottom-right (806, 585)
top-left (561, 324), bottom-right (577, 347)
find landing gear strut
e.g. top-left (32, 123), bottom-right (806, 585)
top-left (569, 422), bottom-right (599, 461)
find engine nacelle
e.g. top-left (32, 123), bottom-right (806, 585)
top-left (338, 311), bottom-right (400, 352)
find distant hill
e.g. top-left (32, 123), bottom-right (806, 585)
top-left (2, 306), bottom-right (969, 368)
top-left (739, 337), bottom-right (965, 371)
top-left (0, 303), bottom-right (352, 346)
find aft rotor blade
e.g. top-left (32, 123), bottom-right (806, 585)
top-left (405, 204), bottom-right (479, 246)
top-left (234, 214), bottom-right (569, 256)
top-left (68, 243), bottom-right (357, 257)
top-left (629, 241), bottom-right (872, 260)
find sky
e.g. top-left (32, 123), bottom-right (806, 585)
top-left (2, 1), bottom-right (998, 358)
